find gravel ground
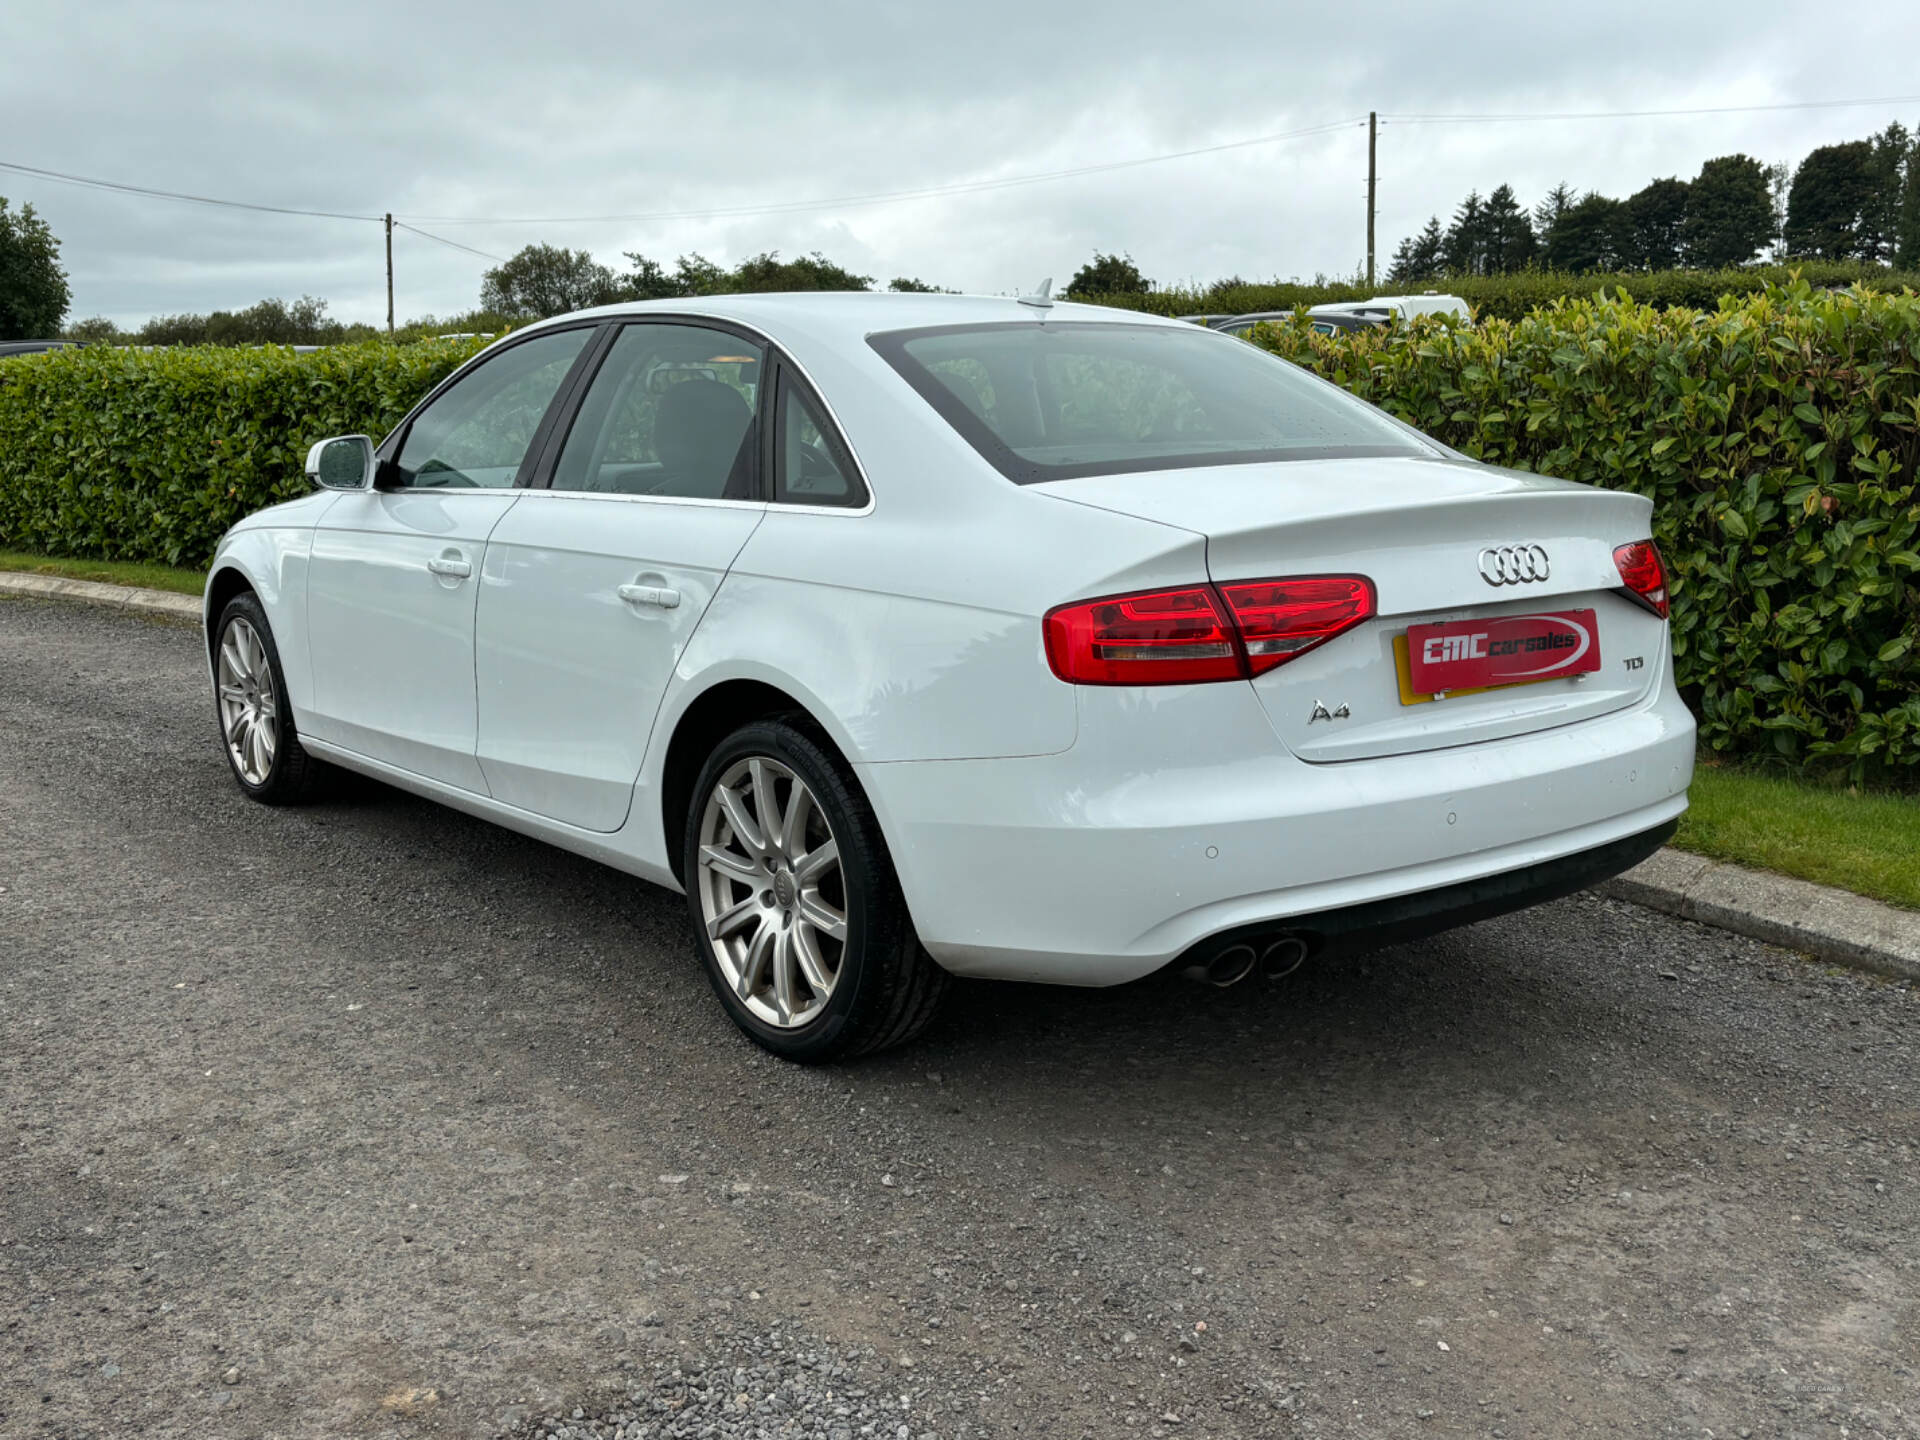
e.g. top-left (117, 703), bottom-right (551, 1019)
top-left (1, 594), bottom-right (1916, 1440)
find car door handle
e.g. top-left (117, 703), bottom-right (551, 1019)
top-left (426, 554), bottom-right (471, 579)
top-left (618, 583), bottom-right (681, 610)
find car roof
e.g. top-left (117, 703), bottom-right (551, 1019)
top-left (523, 292), bottom-right (1193, 345)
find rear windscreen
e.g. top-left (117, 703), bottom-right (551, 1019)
top-left (869, 320), bottom-right (1432, 484)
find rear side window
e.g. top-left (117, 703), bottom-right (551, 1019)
top-left (550, 322), bottom-right (765, 499)
top-left (774, 371), bottom-right (866, 507)
top-left (869, 321), bottom-right (1430, 484)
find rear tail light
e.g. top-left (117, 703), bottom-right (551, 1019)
top-left (1612, 540), bottom-right (1670, 618)
top-left (1044, 575), bottom-right (1375, 685)
top-left (1042, 585), bottom-right (1243, 685)
top-left (1219, 576), bottom-right (1375, 676)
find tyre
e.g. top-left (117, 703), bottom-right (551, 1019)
top-left (683, 718), bottom-right (949, 1061)
top-left (212, 592), bottom-right (327, 805)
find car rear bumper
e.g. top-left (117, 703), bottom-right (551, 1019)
top-left (856, 669), bottom-right (1695, 986)
top-left (1189, 814), bottom-right (1676, 966)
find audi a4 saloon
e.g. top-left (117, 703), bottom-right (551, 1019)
top-left (203, 292), bottom-right (1693, 1060)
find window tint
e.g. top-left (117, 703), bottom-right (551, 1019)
top-left (775, 372), bottom-right (864, 507)
top-left (869, 321), bottom-right (1431, 484)
top-left (551, 323), bottom-right (764, 499)
top-left (394, 327), bottom-right (592, 488)
top-left (925, 355), bottom-right (996, 422)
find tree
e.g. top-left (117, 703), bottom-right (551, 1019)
top-left (619, 253), bottom-right (681, 300)
top-left (210, 296), bottom-right (341, 345)
top-left (887, 276), bottom-right (941, 292)
top-left (0, 196), bottom-right (70, 340)
top-left (133, 295), bottom-right (351, 347)
top-left (1533, 182), bottom-right (1576, 240)
top-left (62, 315), bottom-right (123, 343)
top-left (1621, 178), bottom-right (1690, 270)
top-left (1064, 252), bottom-right (1150, 297)
top-left (1386, 216), bottom-right (1446, 282)
top-left (1681, 154), bottom-right (1775, 268)
top-left (672, 253), bottom-right (730, 296)
top-left (620, 249), bottom-right (881, 298)
top-left (1899, 133), bottom-right (1920, 268)
top-left (1784, 141), bottom-right (1878, 260)
top-left (1481, 184), bottom-right (1537, 274)
top-left (1433, 187), bottom-right (1541, 275)
top-left (1441, 190), bottom-right (1488, 275)
top-left (1763, 160), bottom-right (1792, 262)
top-left (1863, 123), bottom-right (1912, 262)
top-left (1543, 193), bottom-right (1626, 272)
top-left (480, 244), bottom-right (622, 318)
top-left (729, 251), bottom-right (872, 292)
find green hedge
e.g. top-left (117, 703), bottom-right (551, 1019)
top-left (1244, 280), bottom-right (1920, 774)
top-left (2, 282), bottom-right (1915, 774)
top-left (0, 337), bottom-right (490, 568)
top-left (1083, 260), bottom-right (1920, 323)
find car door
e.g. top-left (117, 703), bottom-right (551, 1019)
top-left (302, 324), bottom-right (597, 791)
top-left (472, 320), bottom-right (773, 831)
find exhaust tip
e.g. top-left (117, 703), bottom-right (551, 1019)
top-left (1259, 936), bottom-right (1310, 983)
top-left (1183, 942), bottom-right (1258, 989)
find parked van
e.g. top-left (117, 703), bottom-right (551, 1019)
top-left (1308, 292), bottom-right (1470, 324)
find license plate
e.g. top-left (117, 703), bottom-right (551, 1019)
top-left (1396, 609), bottom-right (1601, 704)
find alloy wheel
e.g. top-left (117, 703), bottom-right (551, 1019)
top-left (216, 616), bottom-right (279, 785)
top-left (695, 756), bottom-right (848, 1028)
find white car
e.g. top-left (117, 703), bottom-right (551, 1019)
top-left (203, 293), bottom-right (1693, 1060)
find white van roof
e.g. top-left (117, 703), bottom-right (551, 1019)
top-left (1308, 293), bottom-right (1469, 321)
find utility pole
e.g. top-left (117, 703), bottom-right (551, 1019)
top-left (1366, 112), bottom-right (1378, 290)
top-left (385, 214), bottom-right (397, 336)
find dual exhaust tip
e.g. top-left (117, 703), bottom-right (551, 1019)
top-left (1184, 934), bottom-right (1311, 989)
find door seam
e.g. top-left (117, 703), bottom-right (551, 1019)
top-left (466, 491), bottom-right (527, 797)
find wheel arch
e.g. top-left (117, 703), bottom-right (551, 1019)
top-left (656, 674), bottom-right (856, 887)
top-left (203, 563), bottom-right (257, 662)
top-left (200, 525), bottom-right (317, 715)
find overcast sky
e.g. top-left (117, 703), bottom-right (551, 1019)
top-left (8, 1), bottom-right (1920, 328)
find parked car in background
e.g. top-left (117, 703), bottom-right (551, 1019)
top-left (1210, 310), bottom-right (1387, 339)
top-left (203, 292), bottom-right (1690, 1061)
top-left (0, 339), bottom-right (77, 358)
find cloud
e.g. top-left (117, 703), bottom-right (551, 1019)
top-left (7, 0), bottom-right (1919, 326)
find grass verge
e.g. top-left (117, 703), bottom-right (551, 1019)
top-left (1675, 763), bottom-right (1920, 910)
top-left (0, 549), bottom-right (205, 597)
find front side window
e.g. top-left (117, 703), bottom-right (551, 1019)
top-left (393, 327), bottom-right (593, 488)
top-left (775, 372), bottom-right (865, 507)
top-left (869, 321), bottom-right (1433, 484)
top-left (551, 323), bottom-right (764, 499)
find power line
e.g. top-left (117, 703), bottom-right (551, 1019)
top-left (1, 119), bottom-right (1364, 236)
top-left (393, 220), bottom-right (505, 263)
top-left (1382, 93), bottom-right (1920, 125)
top-left (9, 90), bottom-right (1918, 235)
top-left (0, 158), bottom-right (381, 222)
top-left (397, 118), bottom-right (1369, 226)
top-left (11, 86), bottom-right (1920, 312)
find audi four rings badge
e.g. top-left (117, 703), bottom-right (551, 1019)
top-left (1478, 544), bottom-right (1551, 586)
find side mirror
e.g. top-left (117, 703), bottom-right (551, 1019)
top-left (305, 434), bottom-right (377, 491)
